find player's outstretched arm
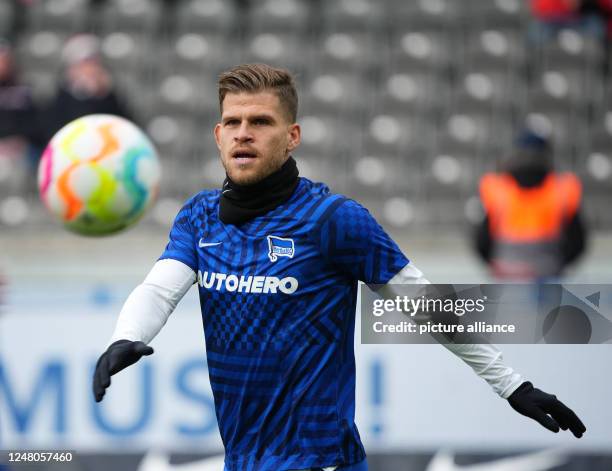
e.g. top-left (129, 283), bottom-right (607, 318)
top-left (92, 258), bottom-right (196, 402)
top-left (319, 199), bottom-right (586, 437)
top-left (376, 263), bottom-right (586, 438)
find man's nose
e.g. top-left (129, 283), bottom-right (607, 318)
top-left (234, 122), bottom-right (253, 142)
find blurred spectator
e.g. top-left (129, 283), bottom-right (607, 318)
top-left (0, 39), bottom-right (42, 180)
top-left (41, 34), bottom-right (132, 144)
top-left (581, 0), bottom-right (612, 38)
top-left (529, 0), bottom-right (607, 41)
top-left (475, 130), bottom-right (587, 280)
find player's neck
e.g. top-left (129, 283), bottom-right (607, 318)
top-left (219, 156), bottom-right (299, 225)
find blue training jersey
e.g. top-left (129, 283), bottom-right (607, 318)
top-left (160, 177), bottom-right (409, 471)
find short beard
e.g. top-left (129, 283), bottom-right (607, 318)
top-left (223, 154), bottom-right (287, 185)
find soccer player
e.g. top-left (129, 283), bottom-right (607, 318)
top-left (93, 64), bottom-right (586, 471)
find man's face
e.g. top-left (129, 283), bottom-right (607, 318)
top-left (66, 59), bottom-right (111, 97)
top-left (214, 91), bottom-right (300, 185)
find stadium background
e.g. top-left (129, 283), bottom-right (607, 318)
top-left (1, 0), bottom-right (612, 470)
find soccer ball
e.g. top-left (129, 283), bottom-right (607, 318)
top-left (38, 114), bottom-right (161, 236)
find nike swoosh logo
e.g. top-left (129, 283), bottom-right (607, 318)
top-left (426, 450), bottom-right (567, 471)
top-left (199, 240), bottom-right (222, 248)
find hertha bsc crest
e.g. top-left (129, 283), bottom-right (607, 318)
top-left (267, 235), bottom-right (295, 262)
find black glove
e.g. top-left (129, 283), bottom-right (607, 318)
top-left (93, 339), bottom-right (154, 402)
top-left (508, 381), bottom-right (586, 438)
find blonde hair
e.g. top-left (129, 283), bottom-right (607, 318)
top-left (218, 63), bottom-right (298, 122)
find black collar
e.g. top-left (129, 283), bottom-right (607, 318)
top-left (219, 156), bottom-right (299, 225)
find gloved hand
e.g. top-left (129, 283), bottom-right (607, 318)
top-left (508, 381), bottom-right (586, 438)
top-left (92, 339), bottom-right (154, 402)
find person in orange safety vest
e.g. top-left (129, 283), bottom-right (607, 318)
top-left (476, 130), bottom-right (587, 280)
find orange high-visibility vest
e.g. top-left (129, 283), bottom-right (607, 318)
top-left (479, 172), bottom-right (581, 278)
top-left (480, 172), bottom-right (581, 243)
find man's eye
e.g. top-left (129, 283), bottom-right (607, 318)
top-left (254, 119), bottom-right (269, 125)
top-left (225, 119), bottom-right (239, 126)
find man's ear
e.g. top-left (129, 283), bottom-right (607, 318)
top-left (287, 123), bottom-right (301, 153)
top-left (214, 122), bottom-right (222, 150)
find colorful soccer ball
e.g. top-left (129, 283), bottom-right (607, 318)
top-left (38, 114), bottom-right (161, 236)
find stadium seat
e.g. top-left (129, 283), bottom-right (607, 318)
top-left (185, 116), bottom-right (220, 188)
top-left (421, 161), bottom-right (479, 228)
top-left (0, 195), bottom-right (32, 227)
top-left (483, 116), bottom-right (518, 159)
top-left (389, 29), bottom-right (454, 73)
top-left (174, 0), bottom-right (238, 34)
top-left (588, 109), bottom-right (612, 142)
top-left (383, 0), bottom-right (464, 31)
top-left (532, 29), bottom-right (604, 105)
top-left (538, 29), bottom-right (603, 70)
top-left (520, 96), bottom-right (582, 165)
top-left (529, 66), bottom-right (594, 111)
top-left (23, 0), bottom-right (89, 33)
top-left (425, 196), bottom-right (475, 227)
top-left (297, 114), bottom-right (362, 159)
top-left (464, 28), bottom-right (526, 72)
top-left (378, 70), bottom-right (452, 114)
top-left (361, 127), bottom-right (432, 168)
top-left (108, 70), bottom-right (155, 122)
top-left (245, 0), bottom-right (312, 34)
top-left (362, 112), bottom-right (438, 156)
top-left (16, 30), bottom-right (67, 76)
top-left (321, 0), bottom-right (386, 32)
top-left (347, 152), bottom-right (424, 203)
top-left (0, 151), bottom-right (30, 198)
top-left (19, 67), bottom-right (56, 103)
top-left (163, 32), bottom-right (241, 76)
top-left (302, 73), bottom-right (375, 117)
top-left (156, 71), bottom-right (218, 118)
top-left (423, 146), bottom-right (482, 212)
top-left (464, 0), bottom-right (527, 29)
top-left (453, 66), bottom-right (528, 114)
top-left (314, 32), bottom-right (385, 74)
top-left (100, 31), bottom-right (155, 78)
top-left (350, 154), bottom-right (393, 197)
top-left (295, 153), bottom-right (352, 194)
top-left (580, 109), bottom-right (612, 186)
top-left (381, 194), bottom-right (422, 228)
top-left (582, 137), bottom-right (612, 194)
top-left (441, 103), bottom-right (516, 164)
top-left (0, 1), bottom-right (14, 37)
top-left (146, 114), bottom-right (201, 188)
top-left (243, 32), bottom-right (311, 76)
top-left (99, 0), bottom-right (163, 34)
top-left (438, 108), bottom-right (513, 159)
